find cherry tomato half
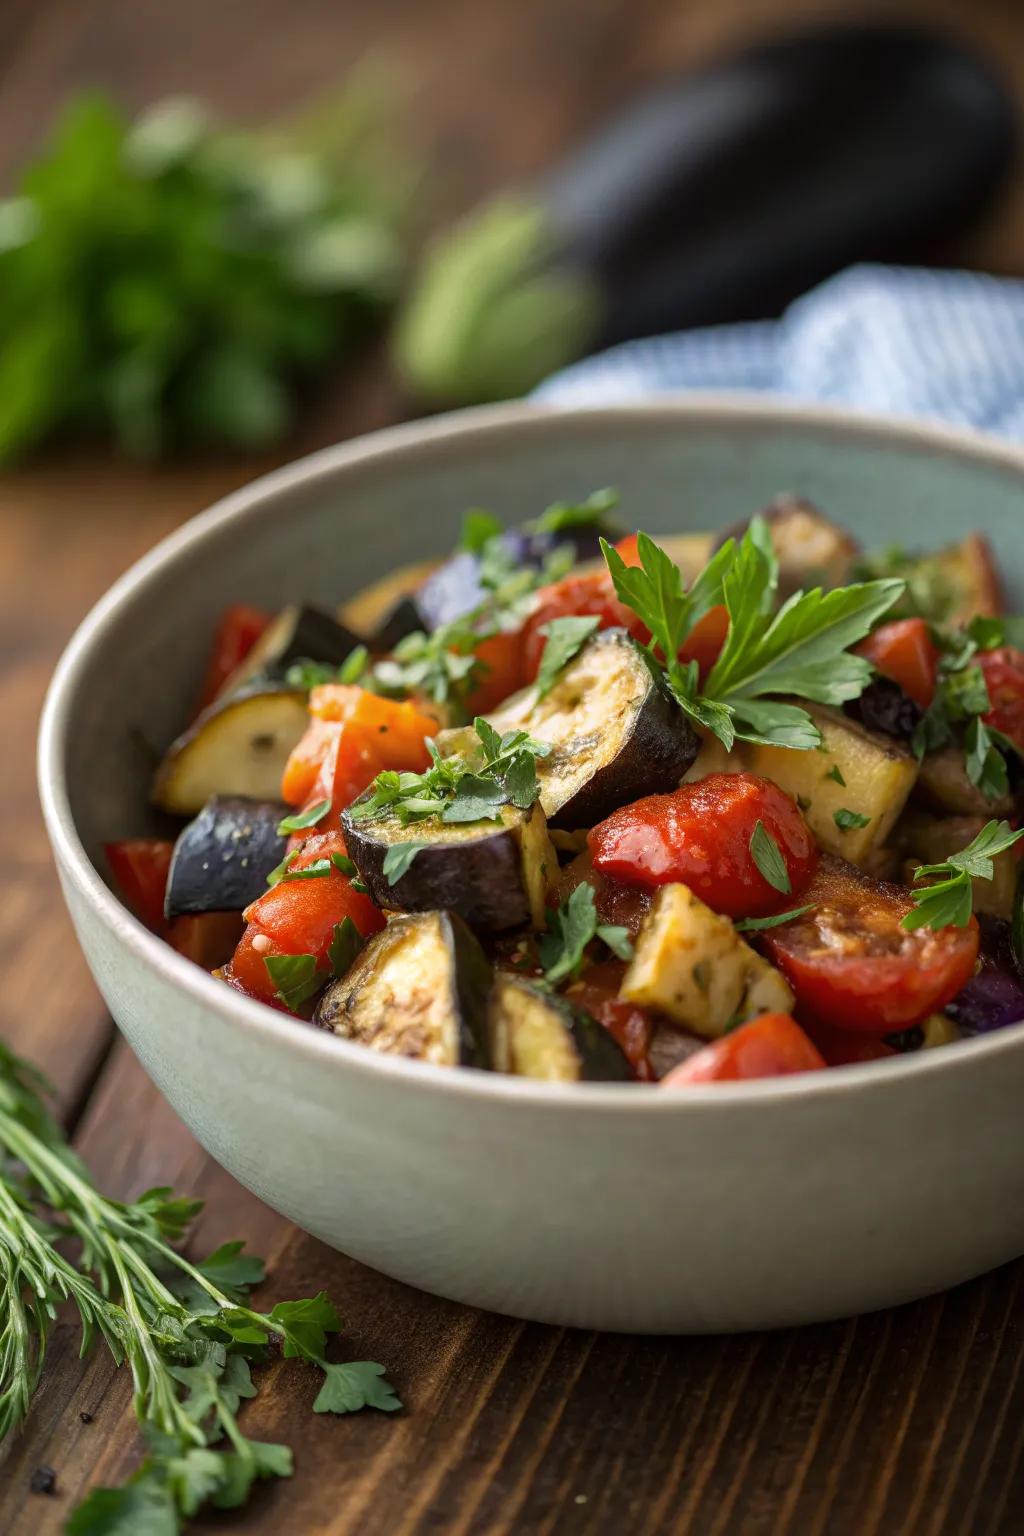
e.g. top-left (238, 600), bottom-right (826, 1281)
top-left (857, 618), bottom-right (939, 711)
top-left (761, 856), bottom-right (979, 1034)
top-left (521, 568), bottom-right (645, 680)
top-left (660, 1013), bottom-right (825, 1085)
top-left (589, 773), bottom-right (818, 920)
top-left (979, 646), bottom-right (1024, 753)
top-left (228, 831), bottom-right (385, 1007)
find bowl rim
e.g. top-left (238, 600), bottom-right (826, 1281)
top-left (38, 392), bottom-right (1024, 1113)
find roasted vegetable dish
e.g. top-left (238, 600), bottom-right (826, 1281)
top-left (107, 491), bottom-right (1024, 1086)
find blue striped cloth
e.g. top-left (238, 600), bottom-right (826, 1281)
top-left (535, 265), bottom-right (1024, 438)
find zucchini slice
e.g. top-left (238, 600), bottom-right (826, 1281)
top-left (620, 882), bottom-right (794, 1037)
top-left (165, 796), bottom-right (287, 918)
top-left (314, 911), bottom-right (493, 1068)
top-left (342, 800), bottom-right (556, 934)
top-left (487, 974), bottom-right (631, 1082)
top-left (484, 629), bottom-right (700, 830)
top-left (152, 683), bottom-right (309, 816)
top-left (221, 603), bottom-right (364, 697)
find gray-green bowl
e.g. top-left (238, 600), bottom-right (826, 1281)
top-left (38, 398), bottom-right (1024, 1332)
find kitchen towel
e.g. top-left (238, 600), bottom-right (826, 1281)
top-left (534, 264), bottom-right (1024, 439)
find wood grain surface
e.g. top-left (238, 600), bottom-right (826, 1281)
top-left (3, 2), bottom-right (1024, 1531)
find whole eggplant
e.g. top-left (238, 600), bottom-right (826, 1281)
top-left (396, 24), bottom-right (1015, 403)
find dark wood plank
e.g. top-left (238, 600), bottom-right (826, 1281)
top-left (5, 0), bottom-right (1024, 1531)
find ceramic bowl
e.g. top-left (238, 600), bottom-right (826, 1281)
top-left (39, 399), bottom-right (1024, 1333)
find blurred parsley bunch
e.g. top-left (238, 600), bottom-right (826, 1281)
top-left (0, 87), bottom-right (408, 459)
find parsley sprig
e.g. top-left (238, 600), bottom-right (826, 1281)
top-left (0, 1042), bottom-right (398, 1533)
top-left (538, 885), bottom-right (633, 985)
top-left (902, 820), bottom-right (1024, 931)
top-left (350, 716), bottom-right (550, 829)
top-left (602, 524), bottom-right (904, 751)
top-left (368, 523), bottom-right (573, 720)
top-left (912, 629), bottom-right (1020, 800)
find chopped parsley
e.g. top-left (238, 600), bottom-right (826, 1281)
top-left (277, 799), bottom-right (331, 835)
top-left (526, 487), bottom-right (620, 536)
top-left (749, 821), bottom-right (792, 895)
top-left (381, 841), bottom-right (428, 886)
top-left (351, 717), bottom-right (550, 830)
top-left (328, 917), bottom-right (364, 974)
top-left (902, 820), bottom-right (1024, 931)
top-left (735, 904), bottom-right (816, 933)
top-left (602, 524), bottom-right (903, 752)
top-left (826, 764), bottom-right (847, 786)
top-left (263, 953), bottom-right (322, 1011)
top-left (538, 884), bottom-right (633, 985)
top-left (833, 808), bottom-right (871, 832)
top-left (534, 615), bottom-right (600, 699)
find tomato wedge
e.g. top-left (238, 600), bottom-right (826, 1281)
top-left (195, 603), bottom-right (270, 713)
top-left (857, 618), bottom-right (939, 711)
top-left (761, 856), bottom-right (979, 1033)
top-left (226, 832), bottom-right (385, 1007)
top-left (589, 773), bottom-right (818, 920)
top-left (464, 628), bottom-right (524, 714)
top-left (660, 1013), bottom-right (825, 1085)
top-left (105, 839), bottom-right (175, 932)
top-left (979, 646), bottom-right (1024, 753)
top-left (521, 568), bottom-right (645, 680)
top-left (281, 685), bottom-right (437, 829)
top-left (567, 959), bottom-right (655, 1081)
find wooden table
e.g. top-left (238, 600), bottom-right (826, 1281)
top-left (4, 2), bottom-right (1024, 1530)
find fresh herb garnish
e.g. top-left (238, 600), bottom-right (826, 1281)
top-left (0, 1042), bottom-right (399, 1530)
top-left (534, 615), bottom-right (601, 699)
top-left (0, 91), bottom-right (406, 462)
top-left (459, 508), bottom-right (503, 552)
top-left (735, 904), bottom-right (816, 933)
top-left (833, 808), bottom-right (872, 831)
top-left (285, 646), bottom-right (371, 693)
top-left (369, 533), bottom-right (572, 720)
top-left (602, 525), bottom-right (903, 751)
top-left (351, 718), bottom-right (550, 829)
top-left (264, 953), bottom-right (323, 1010)
top-left (328, 916), bottom-right (364, 975)
top-left (331, 853), bottom-right (358, 877)
top-left (826, 764), bottom-right (847, 786)
top-left (526, 487), bottom-right (619, 536)
top-left (749, 821), bottom-right (792, 895)
top-left (902, 820), bottom-right (1024, 931)
top-left (538, 883), bottom-right (633, 985)
top-left (277, 799), bottom-right (332, 835)
top-left (381, 841), bottom-right (429, 885)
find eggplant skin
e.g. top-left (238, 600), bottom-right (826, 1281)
top-left (488, 974), bottom-right (632, 1082)
top-left (342, 804), bottom-right (536, 934)
top-left (488, 631), bottom-right (699, 831)
top-left (165, 796), bottom-right (287, 918)
top-left (315, 911), bottom-right (493, 1068)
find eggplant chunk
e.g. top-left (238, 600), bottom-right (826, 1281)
top-left (165, 796), bottom-right (287, 918)
top-left (222, 603), bottom-right (364, 697)
top-left (488, 974), bottom-right (631, 1081)
top-left (620, 883), bottom-right (794, 1037)
top-left (152, 685), bottom-right (309, 816)
top-left (717, 497), bottom-right (858, 595)
top-left (915, 745), bottom-right (1017, 819)
top-left (315, 911), bottom-right (493, 1068)
top-left (485, 629), bottom-right (700, 829)
top-left (743, 703), bottom-right (918, 867)
top-left (343, 800), bottom-right (556, 934)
